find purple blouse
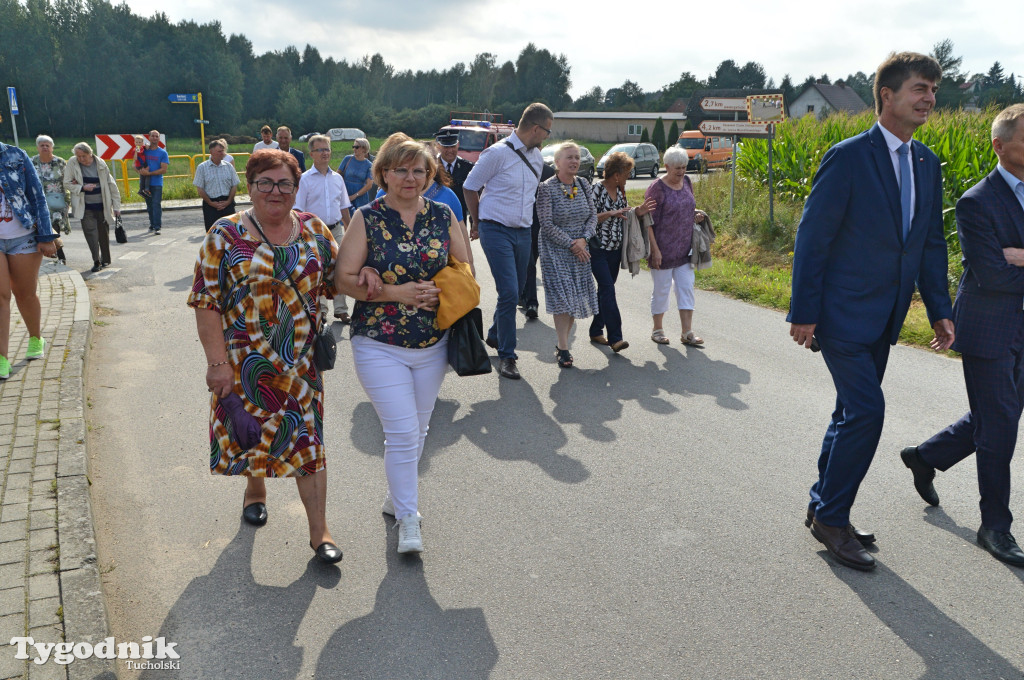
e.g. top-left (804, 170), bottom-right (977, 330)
top-left (644, 176), bottom-right (696, 270)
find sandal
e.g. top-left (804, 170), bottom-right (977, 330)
top-left (682, 331), bottom-right (704, 346)
top-left (555, 347), bottom-right (574, 368)
top-left (590, 335), bottom-right (609, 346)
top-left (651, 329), bottom-right (670, 345)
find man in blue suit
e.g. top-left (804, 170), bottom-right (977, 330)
top-left (788, 52), bottom-right (955, 571)
top-left (901, 104), bottom-right (1024, 568)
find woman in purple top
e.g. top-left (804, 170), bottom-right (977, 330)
top-left (644, 146), bottom-right (709, 346)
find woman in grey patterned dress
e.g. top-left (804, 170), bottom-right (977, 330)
top-left (536, 141), bottom-right (598, 368)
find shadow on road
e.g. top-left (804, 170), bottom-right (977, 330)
top-left (142, 523), bottom-right (340, 680)
top-left (347, 398), bottom-right (464, 477)
top-left (834, 562), bottom-right (1020, 679)
top-left (923, 506), bottom-right (1024, 585)
top-left (316, 517), bottom-right (498, 679)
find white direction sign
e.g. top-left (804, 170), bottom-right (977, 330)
top-left (699, 120), bottom-right (772, 137)
top-left (699, 97), bottom-right (748, 112)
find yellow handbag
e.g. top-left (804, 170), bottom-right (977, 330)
top-left (433, 252), bottom-right (480, 330)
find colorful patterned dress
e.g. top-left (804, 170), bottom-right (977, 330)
top-left (30, 155), bottom-right (70, 233)
top-left (187, 211), bottom-right (337, 477)
top-left (350, 197), bottom-right (451, 348)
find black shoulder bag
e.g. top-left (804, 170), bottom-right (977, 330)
top-left (503, 140), bottom-right (539, 178)
top-left (246, 211), bottom-right (337, 371)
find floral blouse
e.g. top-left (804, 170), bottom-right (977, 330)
top-left (31, 154), bottom-right (70, 232)
top-left (350, 197), bottom-right (451, 348)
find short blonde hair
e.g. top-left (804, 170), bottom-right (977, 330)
top-left (553, 140), bottom-right (580, 165)
top-left (373, 133), bottom-right (437, 192)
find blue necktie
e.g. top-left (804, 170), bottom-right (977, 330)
top-left (898, 143), bottom-right (911, 241)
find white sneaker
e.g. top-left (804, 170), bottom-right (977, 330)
top-left (381, 492), bottom-right (421, 519)
top-left (397, 515), bottom-right (423, 554)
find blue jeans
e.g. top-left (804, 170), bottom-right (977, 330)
top-left (589, 246), bottom-right (623, 343)
top-left (478, 220), bottom-right (531, 360)
top-left (145, 184), bottom-right (163, 229)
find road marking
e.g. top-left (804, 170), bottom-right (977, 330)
top-left (149, 238), bottom-right (174, 246)
top-left (118, 251), bottom-right (147, 260)
top-left (87, 268), bottom-right (122, 280)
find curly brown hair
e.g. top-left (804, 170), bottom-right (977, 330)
top-left (603, 151), bottom-right (634, 179)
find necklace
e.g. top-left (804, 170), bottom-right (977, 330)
top-left (248, 210), bottom-right (299, 245)
top-left (560, 181), bottom-right (578, 200)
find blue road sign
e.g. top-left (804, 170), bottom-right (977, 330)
top-left (167, 93), bottom-right (198, 103)
top-left (7, 87), bottom-right (18, 115)
top-left (194, 119), bottom-right (210, 125)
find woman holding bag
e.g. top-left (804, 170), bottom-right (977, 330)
top-left (31, 136), bottom-right (70, 265)
top-left (63, 142), bottom-right (121, 273)
top-left (335, 133), bottom-right (472, 555)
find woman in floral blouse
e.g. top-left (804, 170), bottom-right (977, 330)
top-left (31, 136), bottom-right (70, 265)
top-left (335, 133), bottom-right (472, 555)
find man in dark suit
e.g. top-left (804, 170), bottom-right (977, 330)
top-left (435, 130), bottom-right (473, 225)
top-left (901, 104), bottom-right (1024, 568)
top-left (788, 52), bottom-right (955, 571)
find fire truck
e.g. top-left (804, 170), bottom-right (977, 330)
top-left (439, 112), bottom-right (516, 162)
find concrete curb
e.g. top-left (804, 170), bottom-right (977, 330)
top-left (55, 270), bottom-right (117, 679)
top-left (120, 197), bottom-right (251, 215)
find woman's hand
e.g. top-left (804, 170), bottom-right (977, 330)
top-left (570, 238), bottom-right (590, 263)
top-left (37, 241), bottom-right (57, 258)
top-left (695, 209), bottom-right (707, 224)
top-left (206, 364), bottom-right (234, 398)
top-left (393, 280), bottom-right (441, 310)
top-left (358, 267), bottom-right (384, 301)
top-left (649, 247), bottom-right (662, 269)
top-left (635, 197), bottom-right (657, 217)
top-left (83, 183), bottom-right (98, 191)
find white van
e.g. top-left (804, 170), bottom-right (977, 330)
top-left (328, 128), bottom-right (366, 141)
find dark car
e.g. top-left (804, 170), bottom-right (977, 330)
top-left (541, 144), bottom-right (596, 181)
top-left (595, 142), bottom-right (659, 179)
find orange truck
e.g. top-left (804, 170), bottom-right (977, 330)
top-left (440, 112), bottom-right (516, 162)
top-left (676, 130), bottom-right (734, 173)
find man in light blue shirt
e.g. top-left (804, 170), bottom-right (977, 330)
top-left (463, 103), bottom-right (552, 379)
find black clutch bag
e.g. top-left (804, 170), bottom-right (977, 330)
top-left (447, 308), bottom-right (492, 377)
top-left (114, 215), bottom-right (127, 244)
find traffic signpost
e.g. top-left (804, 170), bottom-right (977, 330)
top-left (94, 133), bottom-right (166, 161)
top-left (168, 92), bottom-right (205, 158)
top-left (699, 97), bottom-right (748, 112)
top-left (7, 86), bottom-right (19, 147)
top-left (698, 120), bottom-right (772, 137)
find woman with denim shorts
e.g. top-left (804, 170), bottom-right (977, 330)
top-left (0, 142), bottom-right (60, 380)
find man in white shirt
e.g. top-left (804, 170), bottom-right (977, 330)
top-left (192, 139), bottom-right (238, 231)
top-left (294, 134), bottom-right (352, 322)
top-left (463, 103), bottom-right (552, 380)
top-left (252, 125), bottom-right (279, 153)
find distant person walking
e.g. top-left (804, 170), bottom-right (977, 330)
top-left (64, 142), bottom-right (121, 273)
top-left (463, 102), bottom-right (552, 380)
top-left (139, 129), bottom-right (168, 233)
top-left (253, 125), bottom-right (279, 153)
top-left (0, 141), bottom-right (58, 380)
top-left (193, 139), bottom-right (238, 231)
top-left (338, 138), bottom-right (374, 214)
top-left (276, 126), bottom-right (305, 172)
top-left (31, 135), bottom-right (70, 265)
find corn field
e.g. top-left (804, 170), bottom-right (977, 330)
top-left (735, 108), bottom-right (1000, 260)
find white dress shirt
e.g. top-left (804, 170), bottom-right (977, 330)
top-left (996, 164), bottom-right (1024, 215)
top-left (294, 165), bottom-right (352, 226)
top-left (463, 131), bottom-right (542, 229)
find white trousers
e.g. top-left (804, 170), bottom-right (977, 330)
top-left (351, 334), bottom-right (448, 520)
top-left (650, 263), bottom-right (695, 315)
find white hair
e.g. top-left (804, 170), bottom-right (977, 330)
top-left (36, 135), bottom-right (54, 146)
top-left (72, 142), bottom-right (94, 156)
top-left (662, 146), bottom-right (689, 168)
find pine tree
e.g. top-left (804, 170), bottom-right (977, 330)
top-left (640, 127), bottom-right (650, 143)
top-left (667, 120), bottom-right (680, 147)
top-left (651, 117), bottom-right (666, 151)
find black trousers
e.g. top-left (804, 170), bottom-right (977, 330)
top-left (202, 197), bottom-right (236, 231)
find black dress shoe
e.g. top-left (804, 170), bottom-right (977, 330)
top-left (977, 527), bottom-right (1024, 567)
top-left (498, 358), bottom-right (520, 380)
top-left (311, 541), bottom-right (343, 564)
top-left (525, 304), bottom-right (539, 320)
top-left (242, 502), bottom-right (267, 526)
top-left (901, 446), bottom-right (939, 506)
top-left (91, 262), bottom-right (102, 273)
top-left (805, 508), bottom-right (875, 545)
top-left (810, 519), bottom-right (876, 571)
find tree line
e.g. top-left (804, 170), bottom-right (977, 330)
top-left (1, 0), bottom-right (1020, 143)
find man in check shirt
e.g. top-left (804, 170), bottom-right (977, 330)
top-left (294, 134), bottom-right (353, 322)
top-left (463, 102), bottom-right (553, 380)
top-left (192, 139), bottom-right (238, 231)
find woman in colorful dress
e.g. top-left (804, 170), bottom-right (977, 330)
top-left (645, 146), bottom-right (709, 346)
top-left (588, 151), bottom-right (656, 353)
top-left (536, 141), bottom-right (599, 368)
top-left (335, 133), bottom-right (472, 555)
top-left (31, 136), bottom-right (70, 265)
top-left (188, 149), bottom-right (351, 564)
top-left (0, 141), bottom-right (58, 381)
top-left (338, 137), bottom-right (374, 215)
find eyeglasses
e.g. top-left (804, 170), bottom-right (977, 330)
top-left (312, 148), bottom-right (331, 154)
top-left (537, 124), bottom-right (552, 134)
top-left (388, 168), bottom-right (428, 179)
top-left (253, 178), bottom-right (296, 194)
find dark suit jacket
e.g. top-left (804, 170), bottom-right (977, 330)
top-left (950, 168), bottom-right (1024, 358)
top-left (788, 123), bottom-right (952, 344)
top-left (442, 157), bottom-right (474, 221)
top-left (287, 147), bottom-right (306, 173)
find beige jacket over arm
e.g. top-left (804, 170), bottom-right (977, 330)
top-left (64, 156), bottom-right (122, 223)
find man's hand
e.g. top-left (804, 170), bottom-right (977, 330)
top-left (930, 318), bottom-right (955, 351)
top-left (790, 323), bottom-right (817, 349)
top-left (1003, 247), bottom-right (1024, 266)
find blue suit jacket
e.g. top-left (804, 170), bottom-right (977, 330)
top-left (950, 169), bottom-right (1024, 358)
top-left (788, 123), bottom-right (952, 344)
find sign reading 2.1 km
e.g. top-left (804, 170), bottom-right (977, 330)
top-left (167, 94), bottom-right (198, 103)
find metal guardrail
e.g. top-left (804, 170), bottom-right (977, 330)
top-left (111, 152), bottom-right (250, 198)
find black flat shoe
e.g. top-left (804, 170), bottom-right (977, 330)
top-left (311, 541), bottom-right (343, 564)
top-left (806, 508), bottom-right (875, 545)
top-left (977, 527), bottom-right (1024, 567)
top-left (242, 502), bottom-right (267, 526)
top-left (901, 446), bottom-right (940, 506)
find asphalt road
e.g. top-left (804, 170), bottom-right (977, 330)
top-left (68, 208), bottom-right (1024, 680)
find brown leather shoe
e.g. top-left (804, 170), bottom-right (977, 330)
top-left (805, 508), bottom-right (875, 545)
top-left (810, 518), bottom-right (876, 571)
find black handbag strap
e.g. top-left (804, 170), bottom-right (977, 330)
top-left (245, 210), bottom-right (323, 335)
top-left (504, 140), bottom-right (539, 178)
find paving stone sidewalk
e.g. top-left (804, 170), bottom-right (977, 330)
top-left (0, 264), bottom-right (114, 680)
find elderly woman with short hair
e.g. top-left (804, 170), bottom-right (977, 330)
top-left (338, 137), bottom-right (374, 213)
top-left (63, 141), bottom-right (121, 273)
top-left (536, 141), bottom-right (599, 368)
top-left (644, 146), bottom-right (708, 346)
top-left (31, 135), bottom-right (70, 265)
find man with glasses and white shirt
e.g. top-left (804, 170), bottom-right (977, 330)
top-left (463, 103), bottom-right (553, 380)
top-left (295, 135), bottom-right (352, 322)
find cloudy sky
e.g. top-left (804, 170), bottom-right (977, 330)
top-left (123, 0), bottom-right (1022, 98)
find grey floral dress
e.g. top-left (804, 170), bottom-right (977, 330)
top-left (30, 155), bottom-right (70, 234)
top-left (536, 176), bottom-right (599, 317)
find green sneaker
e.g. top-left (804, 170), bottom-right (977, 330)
top-left (0, 355), bottom-right (9, 380)
top-left (26, 337), bottom-right (45, 361)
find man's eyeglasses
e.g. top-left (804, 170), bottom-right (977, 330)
top-left (388, 168), bottom-right (427, 179)
top-left (537, 123), bottom-right (552, 134)
top-left (253, 178), bottom-right (296, 194)
top-left (312, 148), bottom-right (331, 154)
